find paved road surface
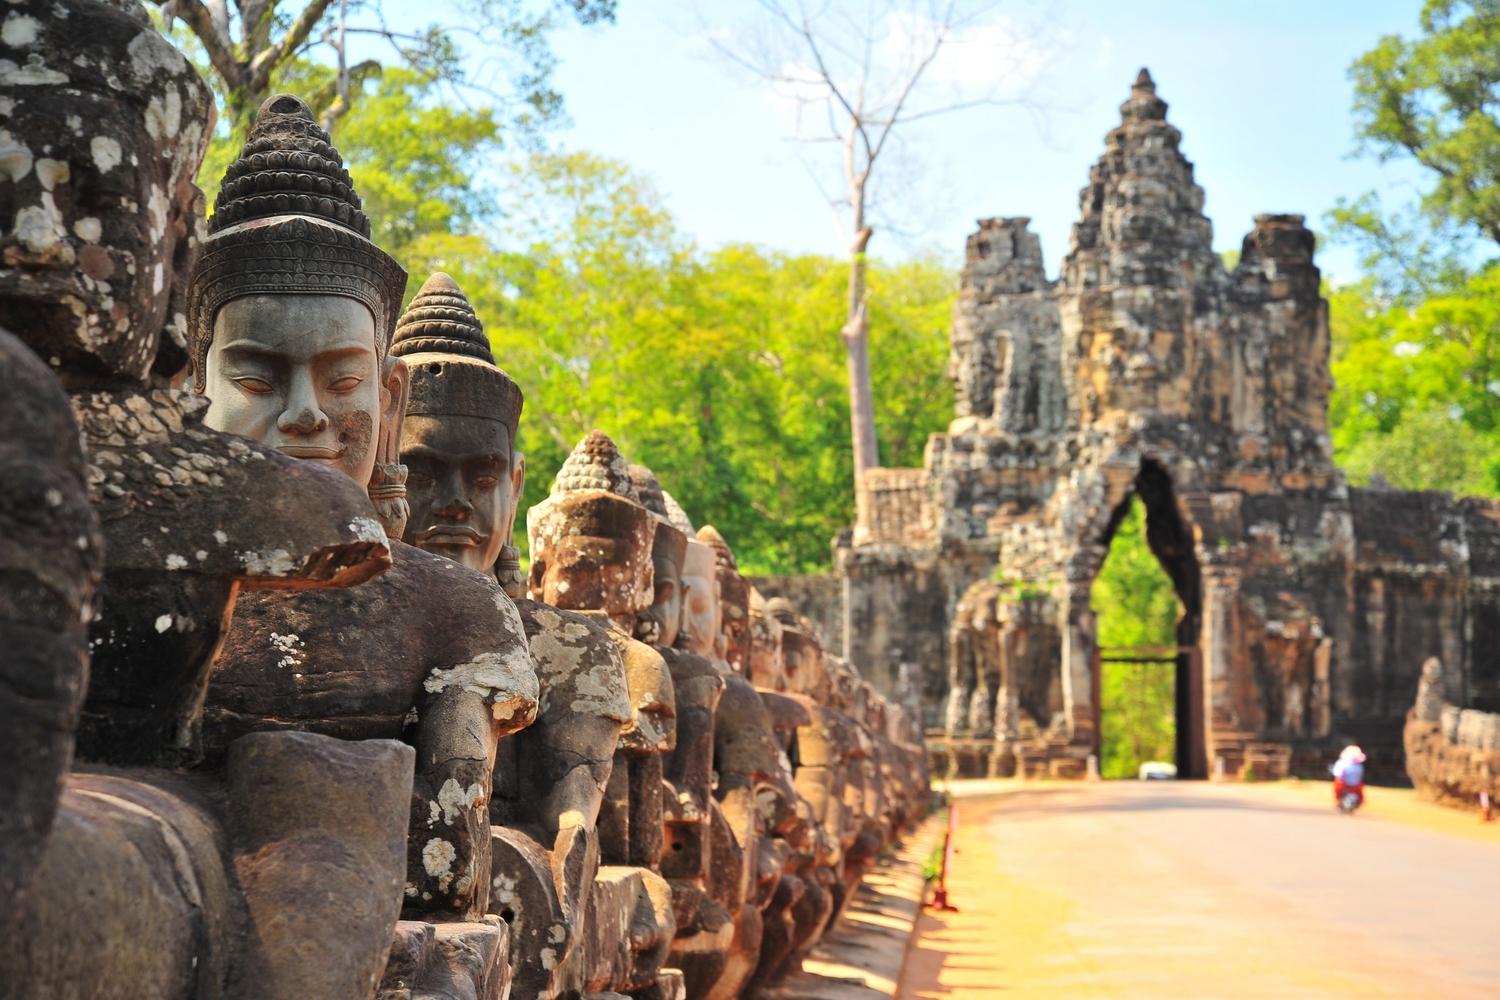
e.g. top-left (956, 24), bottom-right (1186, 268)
top-left (898, 781), bottom-right (1500, 998)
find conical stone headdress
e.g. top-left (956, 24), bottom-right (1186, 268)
top-left (393, 273), bottom-right (523, 439)
top-left (551, 430), bottom-right (638, 500)
top-left (187, 94), bottom-right (408, 391)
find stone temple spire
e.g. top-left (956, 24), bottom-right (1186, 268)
top-left (1062, 68), bottom-right (1216, 289)
top-left (1122, 67), bottom-right (1168, 122)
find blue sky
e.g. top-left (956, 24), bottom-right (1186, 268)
top-left (451, 0), bottom-right (1433, 282)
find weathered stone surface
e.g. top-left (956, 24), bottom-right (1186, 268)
top-left (0, 10), bottom-right (434, 1000)
top-left (189, 95), bottom-right (543, 929)
top-left (393, 273), bottom-right (645, 995)
top-left (395, 271), bottom-right (524, 577)
top-left (76, 387), bottom-right (391, 766)
top-left (557, 865), bottom-right (676, 994)
top-left (0, 0), bottom-right (212, 384)
top-left (0, 329), bottom-right (100, 918)
top-left (379, 918), bottom-right (511, 1000)
top-left (204, 542), bottom-right (538, 919)
top-left (225, 731), bottom-right (415, 1000)
top-left (1405, 658), bottom-right (1500, 811)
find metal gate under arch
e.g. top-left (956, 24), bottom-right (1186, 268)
top-left (1090, 644), bottom-right (1206, 779)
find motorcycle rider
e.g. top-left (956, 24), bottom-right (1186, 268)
top-left (1332, 744), bottom-right (1367, 810)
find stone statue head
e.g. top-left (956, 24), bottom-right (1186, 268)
top-left (637, 519), bottom-right (687, 648)
top-left (527, 430), bottom-right (656, 623)
top-left (187, 94), bottom-right (410, 533)
top-left (0, 0), bottom-right (213, 384)
top-left (747, 588), bottom-right (787, 691)
top-left (769, 598), bottom-right (827, 700)
top-left (698, 526), bottom-right (751, 673)
top-left (393, 273), bottom-right (524, 574)
top-left (678, 538), bottom-right (720, 658)
top-left (628, 465), bottom-right (687, 648)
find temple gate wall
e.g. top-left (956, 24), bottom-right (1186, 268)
top-left (832, 68), bottom-right (1500, 780)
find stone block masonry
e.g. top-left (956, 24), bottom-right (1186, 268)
top-left (837, 68), bottom-right (1500, 784)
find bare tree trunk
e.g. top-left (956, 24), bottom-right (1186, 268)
top-left (845, 223), bottom-right (878, 537)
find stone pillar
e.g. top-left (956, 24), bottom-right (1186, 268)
top-left (1058, 579), bottom-right (1097, 747)
top-left (1201, 566), bottom-right (1240, 764)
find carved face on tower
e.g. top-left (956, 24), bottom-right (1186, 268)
top-left (0, 0), bottom-right (213, 383)
top-left (527, 430), bottom-right (656, 623)
top-left (392, 274), bottom-right (525, 573)
top-left (187, 94), bottom-right (409, 521)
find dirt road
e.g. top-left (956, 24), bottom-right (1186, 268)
top-left (898, 780), bottom-right (1500, 998)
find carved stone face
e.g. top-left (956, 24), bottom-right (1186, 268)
top-left (401, 413), bottom-right (520, 574)
top-left (527, 491), bottom-right (656, 622)
top-left (678, 539), bottom-right (720, 657)
top-left (636, 524), bottom-right (686, 648)
top-left (748, 590), bottom-right (787, 691)
top-left (0, 0), bottom-right (212, 383)
top-left (204, 294), bottom-right (392, 488)
top-left (705, 541), bottom-right (751, 672)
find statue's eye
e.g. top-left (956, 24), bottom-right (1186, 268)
top-left (328, 375), bottom-right (363, 393)
top-left (232, 376), bottom-right (274, 395)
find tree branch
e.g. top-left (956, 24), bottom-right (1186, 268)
top-left (866, 7), bottom-right (951, 165)
top-left (154, 0), bottom-right (244, 88)
top-left (248, 0), bottom-right (338, 93)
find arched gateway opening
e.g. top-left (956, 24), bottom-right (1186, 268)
top-left (1090, 461), bottom-right (1207, 778)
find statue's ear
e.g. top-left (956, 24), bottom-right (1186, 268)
top-left (380, 355), bottom-right (410, 455)
top-left (369, 355), bottom-right (411, 539)
top-left (510, 451), bottom-right (526, 508)
top-left (503, 449), bottom-right (527, 544)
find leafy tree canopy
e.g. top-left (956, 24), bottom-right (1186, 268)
top-left (1329, 269), bottom-right (1500, 496)
top-left (467, 153), bottom-right (955, 573)
top-left (157, 0), bottom-right (614, 135)
top-left (1329, 0), bottom-right (1500, 300)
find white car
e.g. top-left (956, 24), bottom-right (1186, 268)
top-left (1138, 761), bottom-right (1177, 780)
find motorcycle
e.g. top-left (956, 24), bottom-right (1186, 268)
top-left (1337, 783), bottom-right (1363, 814)
top-left (1329, 764), bottom-right (1364, 814)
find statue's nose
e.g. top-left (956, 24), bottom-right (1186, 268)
top-left (277, 404), bottom-right (328, 435)
top-left (277, 371), bottom-right (329, 434)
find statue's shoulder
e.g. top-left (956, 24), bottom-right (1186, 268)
top-left (656, 646), bottom-right (722, 686)
top-left (384, 539), bottom-right (530, 663)
top-left (512, 599), bottom-right (631, 724)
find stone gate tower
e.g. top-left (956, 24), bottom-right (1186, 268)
top-left (835, 70), bottom-right (1500, 780)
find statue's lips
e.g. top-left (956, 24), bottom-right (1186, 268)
top-left (418, 524), bottom-right (482, 546)
top-left (278, 445), bottom-right (343, 462)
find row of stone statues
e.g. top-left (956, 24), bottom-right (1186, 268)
top-left (0, 2), bottom-right (927, 997)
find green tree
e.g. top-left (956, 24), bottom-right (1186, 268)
top-left (1347, 0), bottom-right (1500, 247)
top-left (177, 50), bottom-right (508, 284)
top-left (1328, 0), bottom-right (1500, 299)
top-left (468, 152), bottom-right (955, 572)
top-left (155, 0), bottom-right (614, 136)
top-left (1091, 502), bottom-right (1179, 779)
top-left (1325, 0), bottom-right (1500, 498)
top-left (1330, 270), bottom-right (1500, 495)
